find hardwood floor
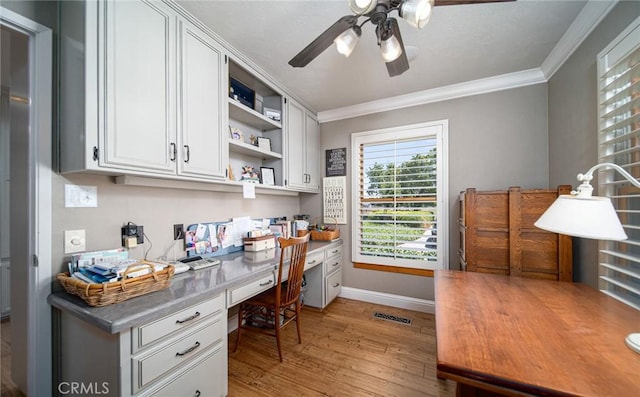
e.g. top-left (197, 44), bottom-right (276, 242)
top-left (1, 298), bottom-right (456, 396)
top-left (1, 319), bottom-right (24, 397)
top-left (229, 298), bottom-right (456, 396)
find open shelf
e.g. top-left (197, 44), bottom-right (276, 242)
top-left (229, 140), bottom-right (282, 160)
top-left (228, 99), bottom-right (281, 131)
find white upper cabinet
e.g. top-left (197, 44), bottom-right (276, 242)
top-left (60, 0), bottom-right (226, 181)
top-left (101, 0), bottom-right (176, 174)
top-left (286, 98), bottom-right (319, 192)
top-left (178, 18), bottom-right (227, 180)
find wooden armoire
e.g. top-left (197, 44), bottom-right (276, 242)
top-left (459, 186), bottom-right (573, 281)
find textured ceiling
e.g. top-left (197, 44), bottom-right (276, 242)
top-left (177, 0), bottom-right (588, 113)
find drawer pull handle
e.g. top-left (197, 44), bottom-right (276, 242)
top-left (176, 311), bottom-right (201, 324)
top-left (176, 341), bottom-right (200, 357)
top-left (195, 391), bottom-right (201, 397)
top-left (259, 280), bottom-right (273, 287)
top-left (331, 249), bottom-right (339, 254)
top-left (308, 260), bottom-right (317, 265)
top-left (331, 262), bottom-right (339, 267)
top-left (333, 283), bottom-right (340, 288)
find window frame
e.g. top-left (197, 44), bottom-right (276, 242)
top-left (350, 120), bottom-right (449, 272)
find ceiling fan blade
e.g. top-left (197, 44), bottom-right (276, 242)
top-left (433, 0), bottom-right (515, 6)
top-left (289, 15), bottom-right (358, 68)
top-left (385, 18), bottom-right (409, 77)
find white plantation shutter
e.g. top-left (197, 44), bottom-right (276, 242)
top-left (597, 17), bottom-right (640, 310)
top-left (351, 121), bottom-right (448, 270)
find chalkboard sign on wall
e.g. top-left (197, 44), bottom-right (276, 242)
top-left (326, 148), bottom-right (347, 177)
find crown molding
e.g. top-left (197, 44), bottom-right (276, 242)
top-left (540, 0), bottom-right (618, 79)
top-left (318, 0), bottom-right (617, 124)
top-left (318, 68), bottom-right (546, 123)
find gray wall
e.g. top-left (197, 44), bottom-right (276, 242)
top-left (548, 1), bottom-right (640, 288)
top-left (304, 83), bottom-right (550, 300)
top-left (51, 173), bottom-right (301, 278)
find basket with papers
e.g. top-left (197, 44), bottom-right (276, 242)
top-left (57, 260), bottom-right (174, 307)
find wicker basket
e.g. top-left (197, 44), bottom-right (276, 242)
top-left (57, 261), bottom-right (175, 307)
top-left (310, 217), bottom-right (340, 241)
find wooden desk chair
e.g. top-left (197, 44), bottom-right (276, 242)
top-left (234, 234), bottom-right (310, 362)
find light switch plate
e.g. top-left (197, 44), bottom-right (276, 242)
top-left (64, 230), bottom-right (86, 254)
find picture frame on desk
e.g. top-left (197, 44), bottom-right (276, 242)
top-left (260, 167), bottom-right (275, 186)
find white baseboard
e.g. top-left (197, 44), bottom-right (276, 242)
top-left (226, 288), bottom-right (436, 335)
top-left (338, 287), bottom-right (435, 314)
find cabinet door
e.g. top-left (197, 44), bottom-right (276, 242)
top-left (101, 0), bottom-right (176, 174)
top-left (178, 19), bottom-right (227, 180)
top-left (286, 99), bottom-right (306, 189)
top-left (305, 111), bottom-right (320, 191)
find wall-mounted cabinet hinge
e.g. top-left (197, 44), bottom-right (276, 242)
top-left (32, 254), bottom-right (39, 267)
top-left (224, 55), bottom-right (227, 64)
top-left (92, 146), bottom-right (99, 161)
top-left (284, 98), bottom-right (287, 104)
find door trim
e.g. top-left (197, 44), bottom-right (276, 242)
top-left (0, 6), bottom-right (52, 396)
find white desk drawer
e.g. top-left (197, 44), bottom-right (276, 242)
top-left (133, 315), bottom-right (225, 393)
top-left (304, 251), bottom-right (324, 271)
top-left (226, 273), bottom-right (275, 307)
top-left (325, 245), bottom-right (342, 260)
top-left (326, 268), bottom-right (342, 305)
top-left (324, 256), bottom-right (341, 275)
top-left (149, 343), bottom-right (226, 397)
top-left (133, 294), bottom-right (224, 352)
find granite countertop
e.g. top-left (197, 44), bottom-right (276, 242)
top-left (47, 239), bottom-right (341, 334)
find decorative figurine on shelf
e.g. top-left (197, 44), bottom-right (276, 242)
top-left (249, 134), bottom-right (257, 146)
top-left (240, 165), bottom-right (260, 183)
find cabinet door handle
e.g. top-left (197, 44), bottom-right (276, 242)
top-left (259, 280), bottom-right (273, 287)
top-left (170, 143), bottom-right (176, 162)
top-left (175, 311), bottom-right (200, 324)
top-left (333, 283), bottom-right (340, 288)
top-left (184, 145), bottom-right (190, 163)
top-left (176, 341), bottom-right (200, 357)
top-left (195, 391), bottom-right (201, 397)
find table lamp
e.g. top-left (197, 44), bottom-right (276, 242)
top-left (534, 162), bottom-right (640, 355)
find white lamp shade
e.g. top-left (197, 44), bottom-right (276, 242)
top-left (380, 34), bottom-right (403, 62)
top-left (400, 0), bottom-right (434, 29)
top-left (534, 195), bottom-right (628, 240)
top-left (335, 27), bottom-right (360, 57)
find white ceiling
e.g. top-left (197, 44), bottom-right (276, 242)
top-left (177, 0), bottom-right (590, 113)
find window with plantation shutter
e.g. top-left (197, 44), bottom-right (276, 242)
top-left (351, 121), bottom-right (448, 271)
top-left (597, 17), bottom-right (640, 310)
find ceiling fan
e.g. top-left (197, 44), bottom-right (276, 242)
top-left (288, 0), bottom-right (515, 77)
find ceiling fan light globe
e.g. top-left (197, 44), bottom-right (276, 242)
top-left (380, 34), bottom-right (403, 62)
top-left (335, 27), bottom-right (361, 57)
top-left (400, 0), bottom-right (434, 29)
top-left (348, 0), bottom-right (376, 15)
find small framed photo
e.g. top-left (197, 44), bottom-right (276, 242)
top-left (257, 137), bottom-right (272, 152)
top-left (229, 126), bottom-right (243, 141)
top-left (260, 167), bottom-right (275, 186)
top-left (263, 107), bottom-right (281, 122)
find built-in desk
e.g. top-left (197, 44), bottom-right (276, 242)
top-left (48, 239), bottom-right (342, 397)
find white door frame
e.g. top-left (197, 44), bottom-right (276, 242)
top-left (0, 7), bottom-right (52, 396)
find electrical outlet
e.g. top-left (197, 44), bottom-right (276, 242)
top-left (173, 224), bottom-right (184, 240)
top-left (122, 224), bottom-right (144, 246)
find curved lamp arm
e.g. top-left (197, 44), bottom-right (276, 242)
top-left (573, 162), bottom-right (640, 198)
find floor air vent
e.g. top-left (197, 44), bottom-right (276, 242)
top-left (373, 312), bottom-right (412, 325)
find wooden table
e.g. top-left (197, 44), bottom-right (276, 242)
top-left (435, 270), bottom-right (640, 396)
